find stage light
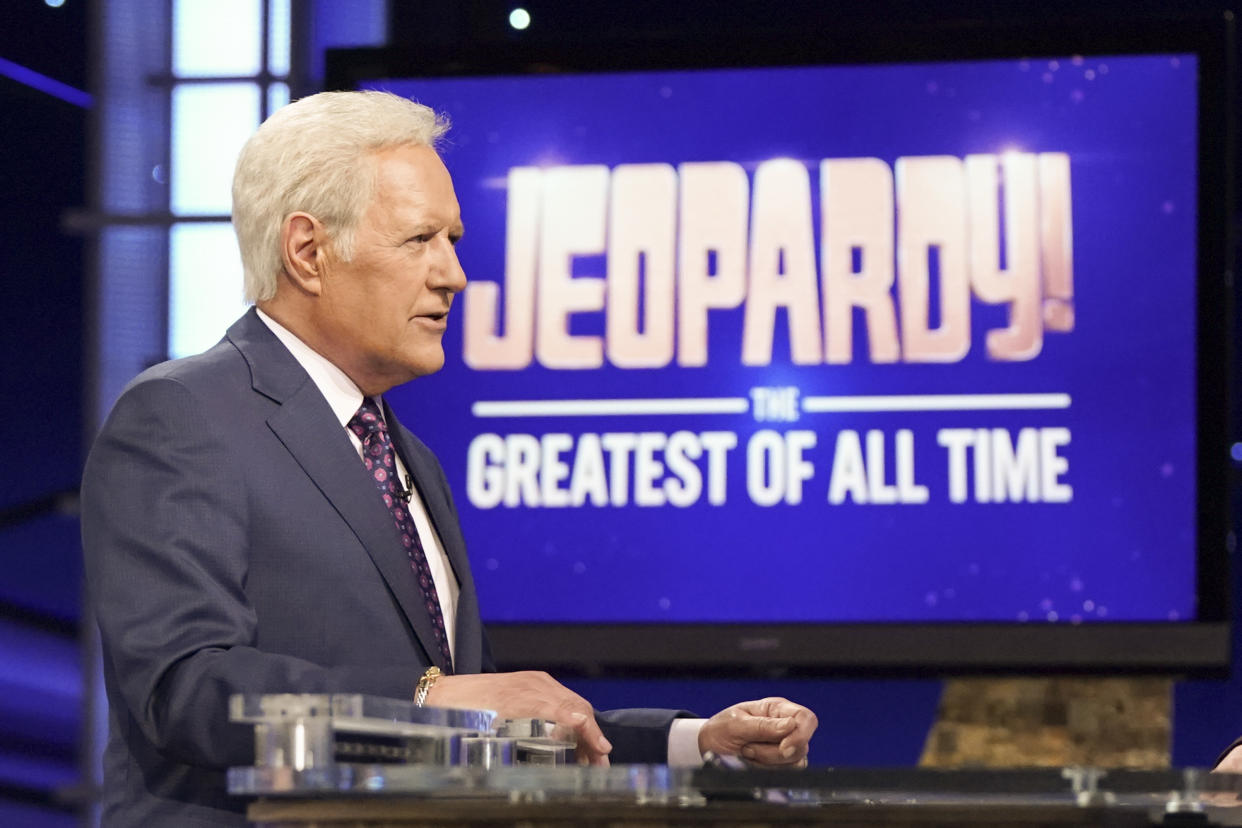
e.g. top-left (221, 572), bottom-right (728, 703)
top-left (509, 8), bottom-right (531, 30)
top-left (45, 0), bottom-right (65, 7)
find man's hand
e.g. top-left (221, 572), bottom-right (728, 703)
top-left (1215, 745), bottom-right (1242, 774)
top-left (698, 697), bottom-right (818, 767)
top-left (426, 671), bottom-right (612, 765)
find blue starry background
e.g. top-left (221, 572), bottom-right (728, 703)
top-left (382, 55), bottom-right (1199, 625)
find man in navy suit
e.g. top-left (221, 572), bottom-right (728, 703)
top-left (82, 91), bottom-right (817, 826)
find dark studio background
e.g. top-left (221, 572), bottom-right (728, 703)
top-left (0, 1), bottom-right (1238, 824)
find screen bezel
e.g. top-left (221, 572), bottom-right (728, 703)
top-left (326, 11), bottom-right (1235, 675)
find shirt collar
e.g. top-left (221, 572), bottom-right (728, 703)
top-left (254, 306), bottom-right (377, 427)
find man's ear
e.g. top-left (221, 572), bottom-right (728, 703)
top-left (280, 212), bottom-right (328, 296)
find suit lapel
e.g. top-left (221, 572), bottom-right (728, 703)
top-left (227, 310), bottom-right (445, 669)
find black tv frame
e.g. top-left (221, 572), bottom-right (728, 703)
top-left (326, 11), bottom-right (1236, 676)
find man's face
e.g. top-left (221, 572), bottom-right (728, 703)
top-left (313, 143), bottom-right (466, 394)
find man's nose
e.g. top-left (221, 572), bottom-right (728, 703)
top-left (431, 239), bottom-right (467, 294)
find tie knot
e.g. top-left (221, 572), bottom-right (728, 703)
top-left (348, 399), bottom-right (387, 441)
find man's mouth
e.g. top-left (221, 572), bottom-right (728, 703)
top-left (413, 310), bottom-right (450, 330)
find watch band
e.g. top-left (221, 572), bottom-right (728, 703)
top-left (414, 666), bottom-right (442, 707)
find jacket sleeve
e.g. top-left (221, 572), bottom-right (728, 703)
top-left (596, 708), bottom-right (698, 764)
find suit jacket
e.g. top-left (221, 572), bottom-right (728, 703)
top-left (82, 309), bottom-right (686, 827)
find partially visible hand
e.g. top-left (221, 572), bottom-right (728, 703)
top-left (426, 671), bottom-right (611, 765)
top-left (698, 697), bottom-right (818, 767)
top-left (1201, 745), bottom-right (1242, 807)
top-left (1215, 746), bottom-right (1242, 774)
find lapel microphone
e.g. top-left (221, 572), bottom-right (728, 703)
top-left (387, 424), bottom-right (414, 504)
top-left (396, 472), bottom-right (414, 504)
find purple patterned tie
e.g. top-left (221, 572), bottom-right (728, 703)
top-left (348, 399), bottom-right (453, 673)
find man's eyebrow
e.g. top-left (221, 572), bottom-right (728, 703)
top-left (400, 223), bottom-right (438, 239)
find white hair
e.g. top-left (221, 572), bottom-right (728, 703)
top-left (232, 90), bottom-right (449, 303)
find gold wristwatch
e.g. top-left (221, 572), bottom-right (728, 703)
top-left (414, 666), bottom-right (442, 707)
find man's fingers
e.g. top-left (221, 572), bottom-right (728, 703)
top-left (561, 709), bottom-right (609, 765)
top-left (736, 713), bottom-right (797, 744)
top-left (780, 709), bottom-right (818, 749)
top-left (731, 699), bottom-right (816, 743)
top-left (751, 697), bottom-right (802, 718)
top-left (565, 710), bottom-right (613, 759)
top-left (740, 740), bottom-right (809, 765)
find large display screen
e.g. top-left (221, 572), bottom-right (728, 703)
top-left (327, 23), bottom-right (1232, 671)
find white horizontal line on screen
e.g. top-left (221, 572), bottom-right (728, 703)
top-left (471, 398), bottom-right (750, 417)
top-left (800, 393), bottom-right (1072, 413)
